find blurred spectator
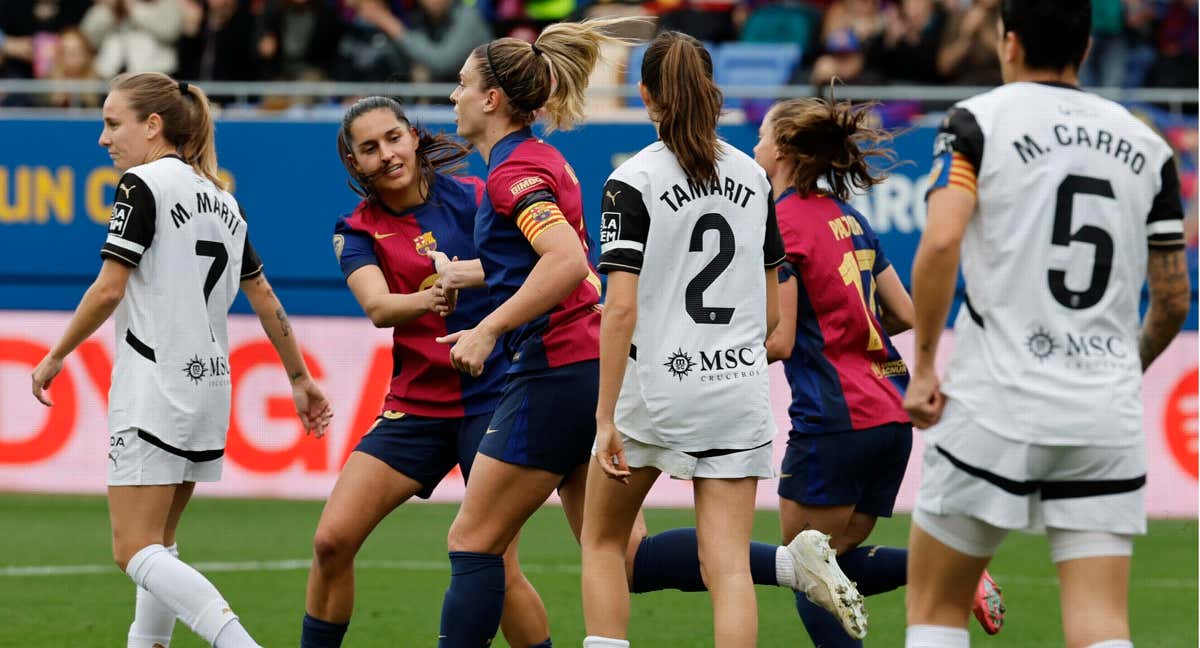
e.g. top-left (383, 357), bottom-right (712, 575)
top-left (1080, 0), bottom-right (1127, 87)
top-left (810, 26), bottom-right (866, 84)
top-left (1145, 0), bottom-right (1197, 88)
top-left (177, 0), bottom-right (260, 81)
top-left (864, 0), bottom-right (945, 83)
top-left (0, 0), bottom-right (91, 80)
top-left (42, 27), bottom-right (101, 107)
top-left (478, 0), bottom-right (575, 40)
top-left (256, 0), bottom-right (343, 81)
top-left (334, 0), bottom-right (407, 81)
top-left (357, 0), bottom-right (490, 83)
top-left (937, 0), bottom-right (1001, 86)
top-left (654, 0), bottom-right (744, 43)
top-left (80, 0), bottom-right (183, 78)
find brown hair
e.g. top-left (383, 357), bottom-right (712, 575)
top-left (337, 96), bottom-right (471, 203)
top-left (641, 31), bottom-right (723, 186)
top-left (471, 17), bottom-right (645, 133)
top-left (768, 97), bottom-right (896, 202)
top-left (110, 73), bottom-right (223, 189)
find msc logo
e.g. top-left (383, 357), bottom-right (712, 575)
top-left (1025, 325), bottom-right (1058, 362)
top-left (600, 212), bottom-right (620, 245)
top-left (181, 355), bottom-right (230, 385)
top-left (663, 348), bottom-right (696, 381)
top-left (699, 348), bottom-right (756, 372)
top-left (108, 202), bottom-right (132, 235)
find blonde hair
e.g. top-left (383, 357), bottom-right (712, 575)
top-left (473, 17), bottom-right (647, 133)
top-left (110, 73), bottom-right (223, 189)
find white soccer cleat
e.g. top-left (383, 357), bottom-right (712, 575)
top-left (787, 529), bottom-right (868, 639)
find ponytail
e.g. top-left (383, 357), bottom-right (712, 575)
top-left (110, 73), bottom-right (224, 189)
top-left (768, 97), bottom-right (897, 202)
top-left (641, 31), bottom-right (723, 186)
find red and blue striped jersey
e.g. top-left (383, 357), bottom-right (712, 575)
top-left (334, 173), bottom-right (506, 417)
top-left (776, 189), bottom-right (909, 434)
top-left (475, 128), bottom-right (601, 374)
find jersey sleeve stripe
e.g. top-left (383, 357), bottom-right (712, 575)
top-left (596, 260), bottom-right (642, 274)
top-left (240, 263), bottom-right (264, 280)
top-left (601, 239), bottom-right (644, 254)
top-left (1147, 219), bottom-right (1184, 236)
top-left (100, 247), bottom-right (140, 267)
top-left (104, 234), bottom-right (146, 255)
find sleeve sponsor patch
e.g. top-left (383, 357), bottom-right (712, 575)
top-left (108, 202), bottom-right (132, 235)
top-left (509, 176), bottom-right (545, 196)
top-left (332, 233), bottom-right (345, 261)
top-left (600, 211), bottom-right (620, 245)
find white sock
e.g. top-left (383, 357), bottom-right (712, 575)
top-left (214, 619), bottom-right (261, 648)
top-left (128, 544), bottom-right (179, 648)
top-left (774, 546), bottom-right (798, 589)
top-left (124, 544), bottom-right (249, 645)
top-left (1085, 641), bottom-right (1133, 648)
top-left (583, 637), bottom-right (630, 648)
top-left (906, 624), bottom-right (970, 648)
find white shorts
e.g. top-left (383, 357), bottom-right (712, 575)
top-left (107, 428), bottom-right (224, 486)
top-left (915, 401), bottom-right (1146, 536)
top-left (618, 434), bottom-right (776, 480)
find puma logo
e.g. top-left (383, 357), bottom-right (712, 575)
top-left (119, 183), bottom-right (135, 199)
top-left (605, 189), bottom-right (620, 204)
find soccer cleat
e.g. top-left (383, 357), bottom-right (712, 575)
top-left (972, 569), bottom-right (1005, 635)
top-left (787, 530), bottom-right (868, 639)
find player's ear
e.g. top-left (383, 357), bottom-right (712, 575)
top-left (638, 82), bottom-right (653, 112)
top-left (483, 87), bottom-right (501, 114)
top-left (144, 112), bottom-right (162, 141)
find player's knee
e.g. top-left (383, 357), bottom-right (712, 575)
top-left (312, 527), bottom-right (355, 568)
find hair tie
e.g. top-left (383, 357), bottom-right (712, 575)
top-left (178, 81), bottom-right (189, 94)
top-left (530, 43), bottom-right (542, 57)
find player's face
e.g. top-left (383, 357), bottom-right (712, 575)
top-left (98, 90), bottom-right (150, 172)
top-left (347, 109), bottom-right (420, 196)
top-left (450, 56), bottom-right (489, 143)
top-left (753, 112), bottom-right (780, 177)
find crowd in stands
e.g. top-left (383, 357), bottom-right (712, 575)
top-left (0, 0), bottom-right (1194, 105)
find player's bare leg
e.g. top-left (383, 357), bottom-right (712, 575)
top-left (110, 485), bottom-right (178, 571)
top-left (559, 461), bottom-right (651, 588)
top-left (499, 532), bottom-right (551, 647)
top-left (305, 451), bottom-right (423, 623)
top-left (780, 500), bottom-right (858, 549)
top-left (1057, 555), bottom-right (1131, 648)
top-left (694, 477), bottom-right (760, 648)
top-left (906, 522), bottom-right (991, 630)
top-left (578, 461), bottom-right (660, 641)
top-left (127, 482), bottom-right (196, 648)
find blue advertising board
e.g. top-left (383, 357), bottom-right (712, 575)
top-left (0, 115), bottom-right (1192, 329)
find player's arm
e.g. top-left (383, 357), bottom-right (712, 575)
top-left (766, 271), bottom-right (798, 362)
top-left (875, 266), bottom-right (914, 335)
top-left (347, 265), bottom-right (437, 327)
top-left (911, 188), bottom-right (974, 369)
top-left (31, 260), bottom-right (133, 406)
top-left (478, 219), bottom-right (589, 335)
top-left (595, 270), bottom-right (638, 481)
top-left (1138, 157), bottom-right (1191, 370)
top-left (430, 252), bottom-right (486, 290)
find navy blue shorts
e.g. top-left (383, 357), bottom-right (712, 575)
top-left (478, 360), bottom-right (598, 476)
top-left (353, 411), bottom-right (491, 499)
top-left (778, 421), bottom-right (913, 517)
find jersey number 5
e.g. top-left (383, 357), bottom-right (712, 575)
top-left (195, 240), bottom-right (228, 304)
top-left (686, 213), bottom-right (735, 325)
top-left (1050, 175), bottom-right (1115, 310)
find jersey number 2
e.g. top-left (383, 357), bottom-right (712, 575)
top-left (686, 213), bottom-right (735, 325)
top-left (195, 240), bottom-right (228, 304)
top-left (1050, 175), bottom-right (1115, 310)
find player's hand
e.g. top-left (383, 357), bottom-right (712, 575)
top-left (31, 353), bottom-right (64, 407)
top-left (436, 326), bottom-right (497, 377)
top-left (432, 253), bottom-right (472, 290)
top-left (594, 419), bottom-right (631, 484)
top-left (430, 280), bottom-right (458, 317)
top-left (903, 367), bottom-right (945, 429)
top-left (292, 375), bottom-right (333, 438)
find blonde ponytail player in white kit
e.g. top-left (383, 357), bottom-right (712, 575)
top-left (579, 30), bottom-right (866, 648)
top-left (30, 73), bottom-right (332, 648)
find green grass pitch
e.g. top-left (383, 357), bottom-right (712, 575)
top-left (0, 493), bottom-right (1194, 646)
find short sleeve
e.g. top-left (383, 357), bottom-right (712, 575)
top-left (333, 219), bottom-right (379, 278)
top-left (99, 172), bottom-right (156, 267)
top-left (597, 178), bottom-right (650, 275)
top-left (763, 197), bottom-right (785, 268)
top-left (776, 261), bottom-right (798, 283)
top-left (858, 214), bottom-right (892, 275)
top-left (486, 157), bottom-right (556, 218)
top-left (926, 106), bottom-right (984, 200)
top-left (237, 203), bottom-right (264, 280)
top-left (1147, 157), bottom-right (1185, 250)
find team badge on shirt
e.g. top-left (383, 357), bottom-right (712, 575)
top-left (413, 231), bottom-right (437, 256)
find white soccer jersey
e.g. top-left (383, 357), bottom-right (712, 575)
top-left (100, 155), bottom-right (263, 456)
top-left (598, 140), bottom-right (786, 453)
top-left (927, 82), bottom-right (1185, 446)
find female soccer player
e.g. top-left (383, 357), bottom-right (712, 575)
top-left (754, 97), bottom-right (1004, 646)
top-left (579, 32), bottom-right (866, 648)
top-left (30, 73), bottom-right (332, 648)
top-left (299, 96), bottom-right (552, 648)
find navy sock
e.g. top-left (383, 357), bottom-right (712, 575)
top-left (529, 640), bottom-right (553, 648)
top-left (630, 528), bottom-right (780, 593)
top-left (795, 591), bottom-right (862, 648)
top-left (438, 551), bottom-right (505, 647)
top-left (300, 613), bottom-right (349, 648)
top-left (837, 545), bottom-right (907, 597)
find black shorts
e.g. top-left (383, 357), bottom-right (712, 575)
top-left (354, 411), bottom-right (491, 499)
top-left (778, 421), bottom-right (913, 517)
